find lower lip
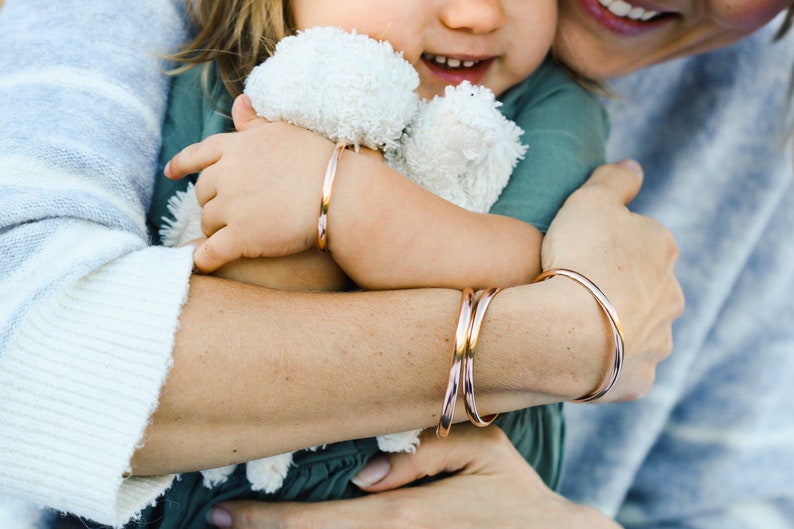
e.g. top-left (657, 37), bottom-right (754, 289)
top-left (576, 0), bottom-right (669, 36)
top-left (421, 57), bottom-right (494, 86)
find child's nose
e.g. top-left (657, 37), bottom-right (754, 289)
top-left (440, 0), bottom-right (506, 34)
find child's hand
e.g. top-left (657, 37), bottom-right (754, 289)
top-left (164, 96), bottom-right (336, 274)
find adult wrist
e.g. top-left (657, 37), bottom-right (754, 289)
top-left (473, 278), bottom-right (613, 403)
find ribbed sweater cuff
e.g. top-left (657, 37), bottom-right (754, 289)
top-left (0, 244), bottom-right (194, 526)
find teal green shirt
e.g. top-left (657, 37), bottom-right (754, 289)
top-left (142, 57), bottom-right (606, 529)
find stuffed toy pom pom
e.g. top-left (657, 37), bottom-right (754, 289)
top-left (160, 182), bottom-right (203, 247)
top-left (391, 82), bottom-right (528, 213)
top-left (245, 26), bottom-right (420, 151)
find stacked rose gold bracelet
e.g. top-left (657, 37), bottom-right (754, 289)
top-left (437, 269), bottom-right (625, 438)
top-left (313, 146), bottom-right (625, 437)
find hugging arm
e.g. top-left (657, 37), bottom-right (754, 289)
top-left (133, 160), bottom-right (682, 475)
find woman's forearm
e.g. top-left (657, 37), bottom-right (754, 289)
top-left (130, 273), bottom-right (607, 476)
top-left (133, 162), bottom-right (683, 477)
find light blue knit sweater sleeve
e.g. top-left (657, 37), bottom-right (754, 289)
top-left (0, 1), bottom-right (194, 526)
top-left (561, 18), bottom-right (794, 529)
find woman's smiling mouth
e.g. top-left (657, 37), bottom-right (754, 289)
top-left (598, 0), bottom-right (659, 21)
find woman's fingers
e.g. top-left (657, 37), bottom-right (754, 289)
top-left (207, 425), bottom-right (622, 529)
top-left (354, 427), bottom-right (522, 493)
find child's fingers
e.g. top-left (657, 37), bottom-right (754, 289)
top-left (164, 134), bottom-right (226, 180)
top-left (193, 172), bottom-right (218, 208)
top-left (198, 198), bottom-right (227, 239)
top-left (231, 94), bottom-right (269, 132)
top-left (192, 227), bottom-right (242, 274)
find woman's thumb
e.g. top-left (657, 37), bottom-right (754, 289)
top-left (584, 159), bottom-right (645, 206)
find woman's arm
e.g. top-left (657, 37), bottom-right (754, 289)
top-left (132, 161), bottom-right (682, 475)
top-left (0, 0), bottom-right (194, 524)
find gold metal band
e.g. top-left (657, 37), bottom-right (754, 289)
top-left (533, 268), bottom-right (625, 403)
top-left (463, 287), bottom-right (501, 427)
top-left (437, 288), bottom-right (475, 439)
top-left (316, 142), bottom-right (347, 252)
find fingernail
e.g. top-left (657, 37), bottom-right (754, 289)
top-left (617, 159), bottom-right (643, 178)
top-left (351, 455), bottom-right (390, 487)
top-left (207, 506), bottom-right (233, 528)
top-left (163, 161), bottom-right (171, 176)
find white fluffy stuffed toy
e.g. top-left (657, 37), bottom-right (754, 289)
top-left (161, 26), bottom-right (527, 494)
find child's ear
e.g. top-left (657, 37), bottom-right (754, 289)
top-left (232, 93), bottom-right (267, 132)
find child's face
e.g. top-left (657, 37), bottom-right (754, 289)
top-left (555, 0), bottom-right (791, 80)
top-left (290, 0), bottom-right (557, 100)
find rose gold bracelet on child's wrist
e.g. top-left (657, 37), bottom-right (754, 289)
top-left (316, 142), bottom-right (347, 252)
top-left (533, 268), bottom-right (625, 402)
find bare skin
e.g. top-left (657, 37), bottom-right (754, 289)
top-left (131, 161), bottom-right (681, 476)
top-left (208, 425), bottom-right (622, 529)
top-left (166, 98), bottom-right (543, 291)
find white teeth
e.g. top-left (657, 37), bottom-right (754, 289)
top-left (598, 0), bottom-right (659, 21)
top-left (425, 54), bottom-right (480, 69)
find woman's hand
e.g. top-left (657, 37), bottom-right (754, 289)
top-left (207, 425), bottom-right (622, 529)
top-left (542, 160), bottom-right (685, 401)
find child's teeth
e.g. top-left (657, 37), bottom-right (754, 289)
top-left (426, 54), bottom-right (480, 69)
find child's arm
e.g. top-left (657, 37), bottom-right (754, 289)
top-left (168, 64), bottom-right (609, 293)
top-left (165, 117), bottom-right (542, 291)
top-left (212, 251), bottom-right (353, 292)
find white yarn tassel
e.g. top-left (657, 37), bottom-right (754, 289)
top-left (376, 430), bottom-right (423, 454)
top-left (159, 182), bottom-right (203, 247)
top-left (245, 453), bottom-right (295, 493)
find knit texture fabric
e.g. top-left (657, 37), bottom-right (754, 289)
top-left (561, 17), bottom-right (794, 529)
top-left (0, 1), bottom-right (193, 526)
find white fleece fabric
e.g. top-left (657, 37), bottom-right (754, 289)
top-left (0, 0), bottom-right (193, 526)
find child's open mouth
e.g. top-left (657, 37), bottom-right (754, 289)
top-left (421, 53), bottom-right (494, 86)
top-left (422, 54), bottom-right (483, 70)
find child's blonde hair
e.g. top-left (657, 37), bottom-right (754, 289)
top-left (171, 0), bottom-right (293, 97)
